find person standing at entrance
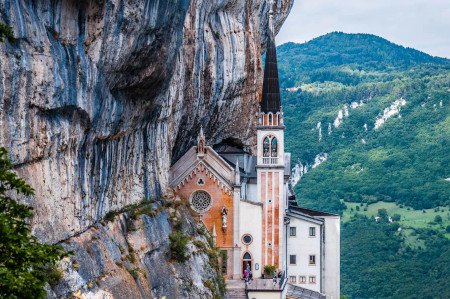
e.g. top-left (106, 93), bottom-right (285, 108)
top-left (245, 263), bottom-right (252, 283)
top-left (244, 269), bottom-right (249, 288)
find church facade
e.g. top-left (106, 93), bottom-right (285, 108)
top-left (169, 9), bottom-right (340, 299)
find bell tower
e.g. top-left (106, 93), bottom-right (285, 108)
top-left (257, 4), bottom-right (286, 272)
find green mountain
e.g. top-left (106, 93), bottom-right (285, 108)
top-left (278, 32), bottom-right (449, 88)
top-left (278, 32), bottom-right (450, 298)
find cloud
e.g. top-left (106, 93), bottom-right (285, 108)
top-left (277, 0), bottom-right (450, 58)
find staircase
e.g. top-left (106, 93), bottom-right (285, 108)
top-left (225, 280), bottom-right (247, 299)
top-left (226, 288), bottom-right (247, 299)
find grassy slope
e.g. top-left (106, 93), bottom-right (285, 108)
top-left (278, 32), bottom-right (450, 298)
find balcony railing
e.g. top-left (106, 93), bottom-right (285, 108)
top-left (262, 157), bottom-right (278, 165)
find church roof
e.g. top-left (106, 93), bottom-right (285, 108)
top-left (218, 153), bottom-right (257, 178)
top-left (213, 144), bottom-right (250, 155)
top-left (286, 284), bottom-right (326, 299)
top-left (261, 27), bottom-right (281, 113)
top-left (288, 204), bottom-right (339, 217)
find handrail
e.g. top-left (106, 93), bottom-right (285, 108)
top-left (279, 271), bottom-right (287, 289)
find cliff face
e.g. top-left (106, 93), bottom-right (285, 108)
top-left (48, 201), bottom-right (227, 298)
top-left (0, 0), bottom-right (292, 243)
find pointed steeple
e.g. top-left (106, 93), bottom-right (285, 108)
top-left (198, 126), bottom-right (205, 141)
top-left (235, 159), bottom-right (241, 185)
top-left (261, 4), bottom-right (281, 113)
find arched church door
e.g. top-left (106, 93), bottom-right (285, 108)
top-left (242, 252), bottom-right (252, 275)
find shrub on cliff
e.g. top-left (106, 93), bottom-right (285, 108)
top-left (0, 23), bottom-right (14, 43)
top-left (168, 231), bottom-right (190, 263)
top-left (0, 147), bottom-right (66, 298)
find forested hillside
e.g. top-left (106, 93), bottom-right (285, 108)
top-left (278, 32), bottom-right (450, 298)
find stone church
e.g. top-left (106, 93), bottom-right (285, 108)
top-left (169, 9), bottom-right (340, 299)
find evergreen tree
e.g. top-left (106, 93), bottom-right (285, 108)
top-left (0, 148), bottom-right (66, 298)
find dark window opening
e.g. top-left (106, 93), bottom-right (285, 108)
top-left (263, 137), bottom-right (270, 157)
top-left (289, 255), bottom-right (296, 265)
top-left (271, 137), bottom-right (277, 157)
top-left (290, 227), bottom-right (296, 237)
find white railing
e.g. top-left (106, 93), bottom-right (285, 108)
top-left (262, 157), bottom-right (278, 164)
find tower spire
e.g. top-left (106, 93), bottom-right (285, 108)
top-left (261, 1), bottom-right (281, 114)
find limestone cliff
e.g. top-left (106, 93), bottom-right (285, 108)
top-left (47, 200), bottom-right (228, 298)
top-left (0, 0), bottom-right (292, 244)
top-left (1, 0), bottom-right (292, 297)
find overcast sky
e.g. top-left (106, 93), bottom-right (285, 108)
top-left (277, 0), bottom-right (450, 58)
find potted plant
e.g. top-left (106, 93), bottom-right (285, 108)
top-left (263, 264), bottom-right (277, 279)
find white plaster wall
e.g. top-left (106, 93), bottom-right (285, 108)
top-left (239, 201), bottom-right (263, 277)
top-left (247, 291), bottom-right (283, 299)
top-left (247, 182), bottom-right (258, 202)
top-left (286, 217), bottom-right (321, 293)
top-left (323, 216), bottom-right (340, 299)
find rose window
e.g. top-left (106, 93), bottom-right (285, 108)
top-left (190, 191), bottom-right (212, 213)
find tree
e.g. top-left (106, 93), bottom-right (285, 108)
top-left (377, 208), bottom-right (388, 220)
top-left (0, 148), bottom-right (66, 298)
top-left (0, 23), bottom-right (14, 43)
top-left (434, 215), bottom-right (442, 224)
top-left (392, 214), bottom-right (401, 222)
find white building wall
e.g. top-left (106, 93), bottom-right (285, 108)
top-left (286, 217), bottom-right (322, 293)
top-left (247, 291), bottom-right (283, 299)
top-left (246, 183), bottom-right (258, 202)
top-left (323, 216), bottom-right (340, 299)
top-left (239, 201), bottom-right (263, 278)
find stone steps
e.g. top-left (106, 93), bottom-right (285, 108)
top-left (226, 288), bottom-right (247, 299)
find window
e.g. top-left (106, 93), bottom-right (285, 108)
top-left (242, 234), bottom-right (253, 245)
top-left (289, 276), bottom-right (297, 283)
top-left (243, 252), bottom-right (252, 260)
top-left (263, 137), bottom-right (270, 157)
top-left (262, 135), bottom-right (278, 160)
top-left (271, 137), bottom-right (277, 157)
top-left (299, 276), bottom-right (306, 284)
top-left (268, 113), bottom-right (273, 125)
top-left (190, 191), bottom-right (212, 213)
top-left (309, 276), bottom-right (316, 284)
top-left (289, 255), bottom-right (296, 265)
top-left (289, 227), bottom-right (296, 237)
top-left (197, 178), bottom-right (205, 185)
top-left (309, 227), bottom-right (316, 237)
top-left (309, 255), bottom-right (316, 265)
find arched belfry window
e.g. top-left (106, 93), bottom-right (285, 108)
top-left (268, 113), bottom-right (273, 126)
top-left (271, 137), bottom-right (278, 157)
top-left (262, 135), bottom-right (278, 159)
top-left (263, 137), bottom-right (270, 157)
